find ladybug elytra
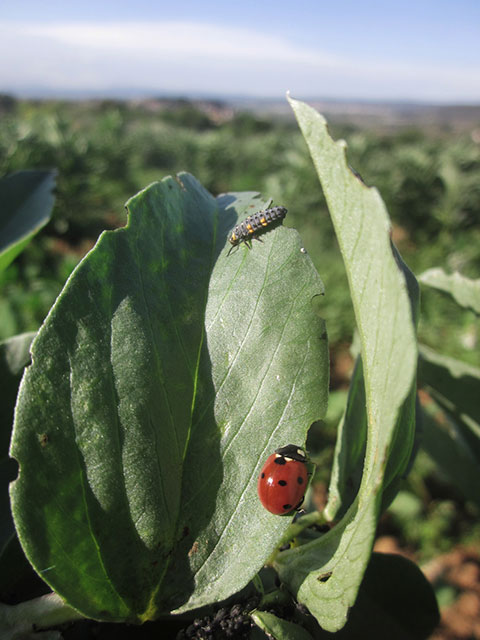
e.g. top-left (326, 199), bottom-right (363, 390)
top-left (257, 444), bottom-right (308, 515)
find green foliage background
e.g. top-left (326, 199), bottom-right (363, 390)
top-left (1, 98), bottom-right (479, 367)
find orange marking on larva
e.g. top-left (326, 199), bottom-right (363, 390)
top-left (246, 223), bottom-right (253, 232)
top-left (260, 217), bottom-right (268, 226)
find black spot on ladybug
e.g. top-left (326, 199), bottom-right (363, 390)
top-left (274, 456), bottom-right (287, 465)
top-left (282, 503), bottom-right (292, 511)
top-left (278, 480), bottom-right (287, 486)
top-left (261, 472), bottom-right (265, 478)
top-left (297, 476), bottom-right (304, 484)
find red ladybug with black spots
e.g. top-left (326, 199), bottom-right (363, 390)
top-left (257, 444), bottom-right (309, 515)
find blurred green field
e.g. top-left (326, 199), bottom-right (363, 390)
top-left (1, 96), bottom-right (478, 373)
top-left (1, 96), bottom-right (479, 370)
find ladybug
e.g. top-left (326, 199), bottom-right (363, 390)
top-left (257, 444), bottom-right (308, 515)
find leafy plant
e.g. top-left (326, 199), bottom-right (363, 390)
top-left (417, 269), bottom-right (480, 509)
top-left (0, 170), bottom-right (56, 273)
top-left (6, 98), bottom-right (479, 638)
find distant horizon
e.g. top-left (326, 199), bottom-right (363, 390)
top-left (3, 88), bottom-right (480, 109)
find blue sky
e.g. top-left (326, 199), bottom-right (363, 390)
top-left (1, 0), bottom-right (479, 102)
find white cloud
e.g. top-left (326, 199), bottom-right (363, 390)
top-left (1, 20), bottom-right (479, 101)
top-left (4, 21), bottom-right (344, 66)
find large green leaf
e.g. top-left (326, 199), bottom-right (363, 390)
top-left (324, 357), bottom-right (367, 521)
top-left (327, 248), bottom-right (419, 520)
top-left (421, 403), bottom-right (480, 507)
top-left (274, 98), bottom-right (417, 632)
top-left (10, 174), bottom-right (328, 622)
top-left (326, 553), bottom-right (439, 639)
top-left (418, 344), bottom-right (480, 505)
top-left (0, 171), bottom-right (56, 273)
top-left (418, 344), bottom-right (480, 432)
top-left (419, 268), bottom-right (480, 314)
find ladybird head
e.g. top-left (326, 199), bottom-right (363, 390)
top-left (274, 444), bottom-right (307, 463)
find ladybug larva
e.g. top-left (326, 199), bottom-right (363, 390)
top-left (227, 206), bottom-right (287, 255)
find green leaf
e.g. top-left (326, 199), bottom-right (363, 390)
top-left (329, 553), bottom-right (439, 640)
top-left (418, 344), bottom-right (480, 505)
top-left (10, 173), bottom-right (328, 622)
top-left (0, 171), bottom-right (56, 273)
top-left (324, 357), bottom-right (367, 521)
top-left (418, 268), bottom-right (480, 314)
top-left (327, 249), bottom-right (419, 519)
top-left (274, 97), bottom-right (417, 632)
top-left (418, 344), bottom-right (480, 434)
top-left (421, 403), bottom-right (480, 507)
top-left (251, 610), bottom-right (313, 640)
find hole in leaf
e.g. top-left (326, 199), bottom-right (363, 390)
top-left (318, 571), bottom-right (332, 583)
